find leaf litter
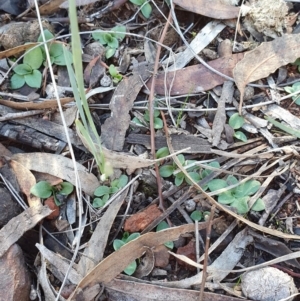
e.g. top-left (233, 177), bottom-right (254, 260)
top-left (1, 0), bottom-right (300, 300)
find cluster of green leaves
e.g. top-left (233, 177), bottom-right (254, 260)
top-left (92, 25), bottom-right (126, 59)
top-left (113, 232), bottom-right (140, 275)
top-left (229, 113), bottom-right (247, 142)
top-left (129, 0), bottom-right (152, 18)
top-left (109, 64), bottom-right (123, 84)
top-left (132, 108), bottom-right (163, 129)
top-left (93, 175), bottom-right (128, 208)
top-left (112, 221), bottom-right (173, 275)
top-left (38, 29), bottom-right (72, 67)
top-left (284, 82), bottom-right (300, 105)
top-left (30, 181), bottom-right (74, 206)
top-left (158, 147), bottom-right (220, 187)
top-left (207, 175), bottom-right (265, 214)
top-left (11, 46), bottom-right (43, 89)
top-left (11, 29), bottom-right (72, 89)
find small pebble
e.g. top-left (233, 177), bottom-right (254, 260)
top-left (100, 74), bottom-right (112, 87)
top-left (184, 199), bottom-right (196, 212)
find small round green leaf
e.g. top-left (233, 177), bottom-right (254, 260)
top-left (49, 42), bottom-right (63, 57)
top-left (251, 198), bottom-right (265, 211)
top-left (156, 221), bottom-right (169, 231)
top-left (24, 46), bottom-right (43, 69)
top-left (24, 70), bottom-right (42, 88)
top-left (226, 175), bottom-right (239, 186)
top-left (109, 64), bottom-right (118, 77)
top-left (38, 29), bottom-right (54, 42)
top-left (175, 172), bottom-right (184, 186)
top-left (159, 165), bottom-right (174, 177)
top-left (229, 113), bottom-right (245, 129)
top-left (59, 182), bottom-right (74, 195)
top-left (124, 260), bottom-right (137, 275)
top-left (185, 172), bottom-right (201, 185)
top-left (11, 74), bottom-right (25, 89)
top-left (117, 174), bottom-right (129, 188)
top-left (113, 239), bottom-right (125, 250)
top-left (207, 179), bottom-right (227, 192)
top-left (30, 181), bottom-right (53, 198)
top-left (177, 154), bottom-right (185, 165)
top-left (234, 131), bottom-right (247, 142)
top-left (234, 180), bottom-right (261, 198)
top-left (141, 2), bottom-right (152, 18)
top-left (156, 147), bottom-right (170, 159)
top-left (106, 47), bottom-right (116, 59)
top-left (94, 185), bottom-right (111, 197)
top-left (154, 117), bottom-right (163, 129)
top-left (92, 197), bottom-right (106, 208)
top-left (164, 241), bottom-right (174, 249)
top-left (230, 196), bottom-right (249, 214)
top-left (284, 87), bottom-right (293, 94)
top-left (105, 35), bottom-right (118, 49)
top-left (111, 25), bottom-right (126, 40)
top-left (92, 32), bottom-right (107, 45)
top-left (218, 192), bottom-right (234, 204)
top-left (191, 210), bottom-right (203, 221)
top-left (110, 187), bottom-right (119, 194)
top-left (13, 64), bottom-right (32, 75)
top-left (154, 110), bottom-right (160, 117)
top-left (125, 232), bottom-right (140, 243)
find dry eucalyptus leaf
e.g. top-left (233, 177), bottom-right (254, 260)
top-left (12, 153), bottom-right (99, 196)
top-left (233, 34), bottom-right (300, 113)
top-left (173, 0), bottom-right (240, 19)
top-left (68, 221), bottom-right (216, 300)
top-left (148, 53), bottom-right (244, 96)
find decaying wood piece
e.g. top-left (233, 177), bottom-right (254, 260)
top-left (126, 133), bottom-right (211, 153)
top-left (0, 204), bottom-right (52, 257)
top-left (0, 104), bottom-right (84, 151)
top-left (0, 121), bottom-right (66, 152)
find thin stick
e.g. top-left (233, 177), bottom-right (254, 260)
top-left (199, 205), bottom-right (215, 301)
top-left (148, 11), bottom-right (172, 210)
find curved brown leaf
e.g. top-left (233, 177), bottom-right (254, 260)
top-left (173, 0), bottom-right (240, 19)
top-left (233, 34), bottom-right (300, 112)
top-left (147, 53), bottom-right (244, 96)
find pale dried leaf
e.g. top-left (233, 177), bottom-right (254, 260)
top-left (0, 204), bottom-right (52, 257)
top-left (77, 190), bottom-right (127, 276)
top-left (233, 34), bottom-right (300, 112)
top-left (173, 0), bottom-right (240, 19)
top-left (10, 160), bottom-right (41, 207)
top-left (12, 153), bottom-right (99, 196)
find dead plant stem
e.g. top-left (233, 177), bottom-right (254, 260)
top-left (199, 205), bottom-right (215, 301)
top-left (148, 11), bottom-right (172, 210)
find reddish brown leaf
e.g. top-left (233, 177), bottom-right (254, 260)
top-left (124, 204), bottom-right (162, 232)
top-left (173, 0), bottom-right (240, 19)
top-left (147, 53), bottom-right (244, 96)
